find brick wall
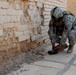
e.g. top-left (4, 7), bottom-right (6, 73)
top-left (68, 0), bottom-right (76, 15)
top-left (0, 0), bottom-right (67, 62)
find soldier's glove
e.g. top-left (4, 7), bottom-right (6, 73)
top-left (48, 44), bottom-right (68, 55)
top-left (54, 44), bottom-right (68, 52)
top-left (54, 45), bottom-right (61, 52)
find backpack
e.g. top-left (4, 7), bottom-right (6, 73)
top-left (63, 11), bottom-right (74, 17)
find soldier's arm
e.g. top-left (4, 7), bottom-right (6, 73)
top-left (48, 20), bottom-right (53, 36)
top-left (60, 15), bottom-right (75, 45)
top-left (48, 20), bottom-right (56, 43)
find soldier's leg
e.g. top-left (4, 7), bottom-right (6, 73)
top-left (48, 31), bottom-right (59, 54)
top-left (67, 30), bottom-right (76, 53)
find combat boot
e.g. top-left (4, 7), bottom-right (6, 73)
top-left (67, 45), bottom-right (74, 53)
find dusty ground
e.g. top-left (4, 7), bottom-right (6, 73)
top-left (6, 44), bottom-right (76, 75)
top-left (0, 44), bottom-right (48, 75)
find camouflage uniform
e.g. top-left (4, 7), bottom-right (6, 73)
top-left (48, 7), bottom-right (76, 46)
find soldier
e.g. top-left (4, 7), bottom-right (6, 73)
top-left (48, 6), bottom-right (76, 54)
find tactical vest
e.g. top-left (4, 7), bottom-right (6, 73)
top-left (52, 11), bottom-right (74, 36)
top-left (53, 19), bottom-right (64, 36)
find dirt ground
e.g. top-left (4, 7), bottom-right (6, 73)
top-left (0, 44), bottom-right (48, 75)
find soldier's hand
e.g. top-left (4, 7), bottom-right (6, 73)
top-left (54, 45), bottom-right (61, 51)
top-left (54, 44), bottom-right (68, 52)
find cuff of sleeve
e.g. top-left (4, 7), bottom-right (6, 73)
top-left (60, 42), bottom-right (65, 46)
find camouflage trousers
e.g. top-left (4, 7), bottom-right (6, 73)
top-left (48, 30), bottom-right (76, 45)
top-left (68, 30), bottom-right (76, 45)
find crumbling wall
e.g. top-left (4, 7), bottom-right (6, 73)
top-left (0, 0), bottom-right (67, 62)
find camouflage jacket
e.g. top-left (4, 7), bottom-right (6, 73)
top-left (49, 13), bottom-right (76, 45)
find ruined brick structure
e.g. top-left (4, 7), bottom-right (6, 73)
top-left (0, 0), bottom-right (67, 62)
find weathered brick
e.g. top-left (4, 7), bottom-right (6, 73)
top-left (31, 34), bottom-right (41, 41)
top-left (36, 37), bottom-right (43, 42)
top-left (0, 45), bottom-right (7, 51)
top-left (31, 35), bottom-right (36, 41)
top-left (7, 9), bottom-right (17, 16)
top-left (44, 18), bottom-right (50, 22)
top-left (16, 16), bottom-right (21, 22)
top-left (3, 23), bottom-right (14, 28)
top-left (28, 0), bottom-right (33, 1)
top-left (15, 4), bottom-right (20, 10)
top-left (37, 27), bottom-right (41, 34)
top-left (42, 32), bottom-right (49, 37)
top-left (1, 41), bottom-right (7, 46)
top-left (41, 29), bottom-right (48, 34)
top-left (43, 11), bottom-right (50, 15)
top-left (15, 31), bottom-right (23, 37)
top-left (33, 28), bottom-right (37, 35)
top-left (45, 38), bottom-right (50, 43)
top-left (0, 1), bottom-right (9, 9)
top-left (21, 25), bottom-right (29, 31)
top-left (0, 24), bottom-right (3, 29)
top-left (0, 16), bottom-right (10, 23)
top-left (28, 1), bottom-right (35, 6)
top-left (32, 23), bottom-right (39, 28)
top-left (0, 29), bottom-right (3, 36)
top-left (41, 25), bottom-right (49, 30)
top-left (42, 34), bottom-right (49, 40)
top-left (0, 55), bottom-right (3, 62)
top-left (18, 35), bottom-right (30, 42)
top-left (34, 0), bottom-right (40, 2)
top-left (37, 2), bottom-right (43, 8)
top-left (23, 31), bottom-right (29, 35)
top-left (10, 16), bottom-right (17, 22)
top-left (0, 9), bottom-right (7, 16)
top-left (44, 15), bottom-right (51, 19)
top-left (16, 25), bottom-right (22, 31)
top-left (17, 10), bottom-right (23, 16)
top-left (44, 21), bottom-right (49, 26)
top-left (12, 43), bottom-right (17, 48)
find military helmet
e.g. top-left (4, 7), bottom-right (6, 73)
top-left (51, 7), bottom-right (64, 21)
